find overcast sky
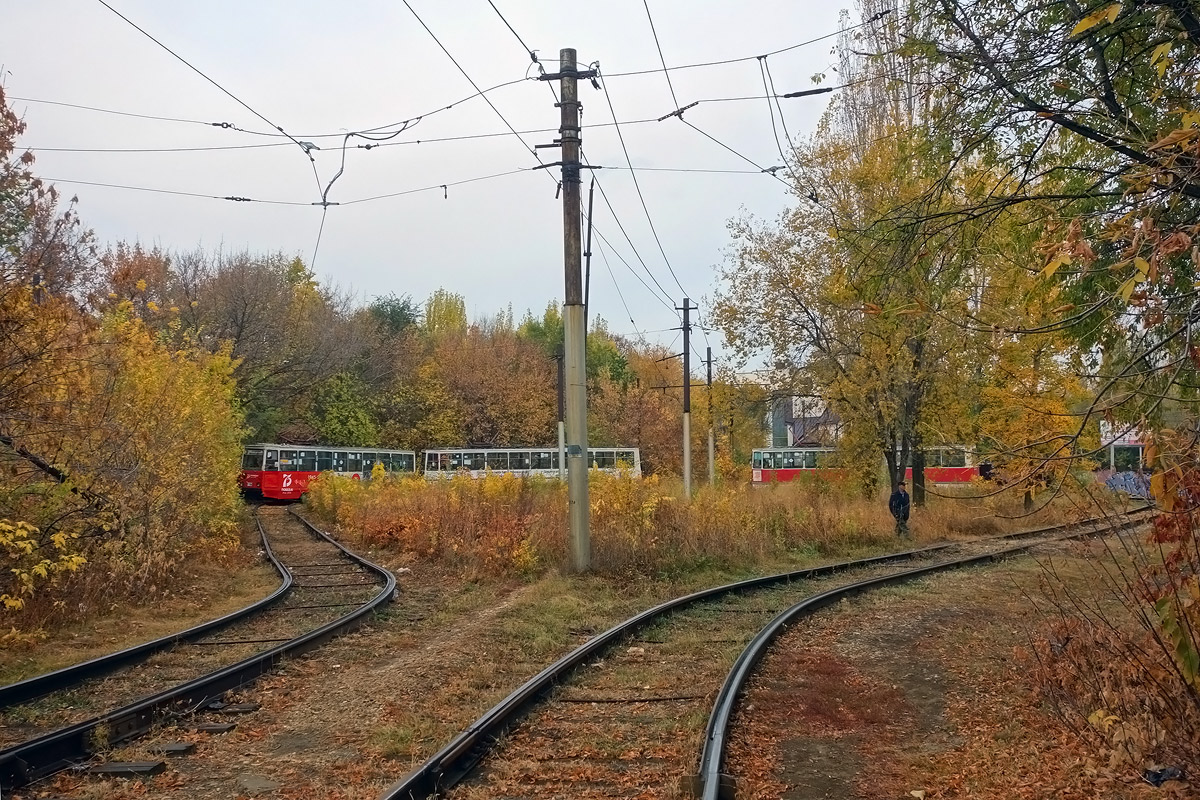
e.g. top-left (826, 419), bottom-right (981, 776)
top-left (4, 0), bottom-right (849, 355)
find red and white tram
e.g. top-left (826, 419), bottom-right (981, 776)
top-left (239, 443), bottom-right (417, 500)
top-left (906, 447), bottom-right (978, 484)
top-left (423, 447), bottom-right (642, 479)
top-left (751, 447), bottom-right (839, 484)
top-left (751, 446), bottom-right (979, 486)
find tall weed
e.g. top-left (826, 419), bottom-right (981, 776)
top-left (305, 470), bottom-right (1028, 579)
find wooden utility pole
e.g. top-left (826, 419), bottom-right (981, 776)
top-left (540, 49), bottom-right (597, 572)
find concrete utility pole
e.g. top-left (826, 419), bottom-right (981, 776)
top-left (680, 297), bottom-right (695, 496)
top-left (707, 346), bottom-right (715, 486)
top-left (556, 347), bottom-right (566, 481)
top-left (541, 49), bottom-right (597, 572)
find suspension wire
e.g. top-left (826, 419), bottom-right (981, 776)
top-left (641, 0), bottom-right (680, 110)
top-left (599, 10), bottom-right (892, 79)
top-left (680, 118), bottom-right (791, 188)
top-left (592, 232), bottom-right (645, 336)
top-left (401, 0), bottom-right (541, 163)
top-left (94, 0), bottom-right (322, 194)
top-left (588, 170), bottom-right (676, 311)
top-left (340, 168), bottom-right (532, 205)
top-left (31, 175), bottom-right (312, 205)
top-left (758, 57), bottom-right (798, 185)
top-left (311, 205), bottom-right (330, 270)
top-left (595, 69), bottom-right (688, 296)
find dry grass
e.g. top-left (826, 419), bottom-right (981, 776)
top-left (303, 471), bottom-right (1073, 579)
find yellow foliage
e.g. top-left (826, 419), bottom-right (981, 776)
top-left (304, 470), bottom-right (907, 578)
top-left (0, 519), bottom-right (87, 611)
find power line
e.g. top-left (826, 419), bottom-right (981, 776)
top-left (339, 167), bottom-right (532, 205)
top-left (31, 175), bottom-right (311, 204)
top-left (8, 95), bottom-right (225, 128)
top-left (13, 76), bottom-right (533, 144)
top-left (679, 118), bottom-right (791, 187)
top-left (486, 0), bottom-right (538, 64)
top-left (36, 165), bottom-right (533, 207)
top-left (311, 206), bottom-right (330, 270)
top-left (23, 141), bottom-right (290, 154)
top-left (595, 71), bottom-right (688, 297)
top-left (94, 0), bottom-right (317, 175)
top-left (401, 0), bottom-right (540, 163)
top-left (641, 0), bottom-right (680, 110)
top-left (599, 10), bottom-right (892, 79)
top-left (592, 232), bottom-right (644, 335)
top-left (758, 58), bottom-right (795, 184)
top-left (589, 173), bottom-right (675, 310)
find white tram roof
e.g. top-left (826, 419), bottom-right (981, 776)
top-left (245, 442), bottom-right (415, 452)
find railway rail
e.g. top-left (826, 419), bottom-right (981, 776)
top-left (0, 507), bottom-right (395, 792)
top-left (381, 508), bottom-right (1151, 799)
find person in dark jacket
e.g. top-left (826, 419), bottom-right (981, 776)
top-left (889, 481), bottom-right (911, 537)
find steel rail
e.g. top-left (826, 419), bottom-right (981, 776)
top-left (0, 510), bottom-right (396, 790)
top-left (376, 508), bottom-right (1148, 800)
top-left (0, 515), bottom-right (294, 710)
top-left (695, 511), bottom-right (1150, 800)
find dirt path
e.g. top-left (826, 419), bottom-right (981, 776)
top-left (725, 541), bottom-right (1194, 799)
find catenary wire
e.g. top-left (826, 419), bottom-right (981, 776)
top-left (32, 176), bottom-right (312, 204)
top-left (592, 233), bottom-right (645, 336)
top-left (642, 0), bottom-right (680, 110)
top-left (339, 167), bottom-right (533, 205)
top-left (759, 57), bottom-right (798, 184)
top-left (680, 118), bottom-right (792, 187)
top-left (588, 170), bottom-right (676, 310)
top-left (401, 0), bottom-right (541, 163)
top-left (94, 0), bottom-right (319, 180)
top-left (595, 70), bottom-right (688, 297)
top-left (599, 9), bottom-right (892, 79)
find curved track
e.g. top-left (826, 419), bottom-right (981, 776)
top-left (0, 514), bottom-right (293, 711)
top-left (380, 509), bottom-right (1150, 799)
top-left (0, 508), bottom-right (396, 791)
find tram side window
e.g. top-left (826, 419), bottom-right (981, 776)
top-left (330, 451), bottom-right (347, 472)
top-left (345, 452), bottom-right (363, 473)
top-left (294, 450), bottom-right (315, 471)
top-left (396, 453), bottom-right (415, 472)
top-left (511, 452), bottom-right (531, 469)
top-left (317, 450), bottom-right (333, 471)
top-left (462, 452), bottom-right (482, 470)
top-left (362, 453), bottom-right (378, 472)
top-left (486, 451), bottom-right (509, 470)
top-left (617, 450), bottom-right (635, 467)
top-left (279, 450), bottom-right (297, 469)
top-left (265, 450), bottom-right (279, 471)
top-left (591, 450), bottom-right (616, 469)
top-left (944, 449), bottom-right (966, 468)
top-left (532, 451), bottom-right (555, 470)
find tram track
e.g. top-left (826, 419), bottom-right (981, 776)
top-left (0, 507), bottom-right (396, 791)
top-left (381, 508), bottom-right (1151, 799)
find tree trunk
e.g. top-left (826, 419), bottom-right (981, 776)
top-left (884, 447), bottom-right (899, 494)
top-left (912, 448), bottom-right (926, 507)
